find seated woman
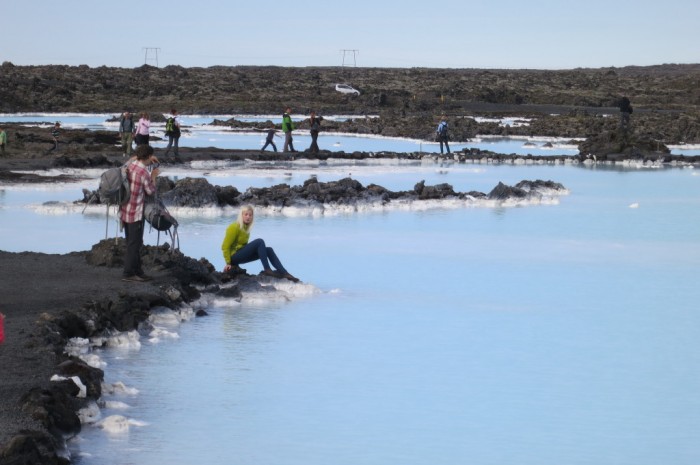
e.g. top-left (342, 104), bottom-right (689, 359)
top-left (221, 205), bottom-right (299, 282)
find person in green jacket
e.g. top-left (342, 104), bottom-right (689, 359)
top-left (281, 107), bottom-right (296, 153)
top-left (0, 127), bottom-right (7, 156)
top-left (221, 205), bottom-right (299, 282)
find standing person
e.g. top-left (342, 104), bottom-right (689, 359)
top-left (261, 123), bottom-right (279, 152)
top-left (120, 144), bottom-right (160, 282)
top-left (0, 127), bottom-right (7, 156)
top-left (282, 107), bottom-right (296, 153)
top-left (119, 111), bottom-right (135, 157)
top-left (619, 97), bottom-right (633, 132)
top-left (163, 109), bottom-right (181, 156)
top-left (308, 111), bottom-right (322, 154)
top-left (134, 112), bottom-right (151, 146)
top-left (47, 122), bottom-right (61, 153)
top-left (221, 205), bottom-right (300, 282)
top-left (436, 116), bottom-right (450, 154)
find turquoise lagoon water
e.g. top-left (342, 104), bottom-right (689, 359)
top-left (1, 155), bottom-right (700, 464)
top-left (1, 113), bottom-right (699, 464)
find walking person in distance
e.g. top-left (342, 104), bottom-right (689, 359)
top-left (164, 109), bottom-right (181, 156)
top-left (308, 111), bottom-right (322, 154)
top-left (282, 107), bottom-right (296, 153)
top-left (119, 111), bottom-right (135, 157)
top-left (261, 122), bottom-right (280, 152)
top-left (436, 116), bottom-right (450, 154)
top-left (47, 121), bottom-right (61, 154)
top-left (134, 112), bottom-right (151, 146)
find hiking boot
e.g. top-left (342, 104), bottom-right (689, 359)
top-left (122, 274), bottom-right (147, 282)
top-left (137, 274), bottom-right (153, 281)
top-left (283, 273), bottom-right (300, 283)
top-left (261, 269), bottom-right (282, 279)
top-left (228, 264), bottom-right (244, 275)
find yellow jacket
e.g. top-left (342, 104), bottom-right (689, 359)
top-left (221, 222), bottom-right (250, 264)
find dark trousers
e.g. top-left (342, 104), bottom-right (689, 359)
top-left (262, 139), bottom-right (277, 152)
top-left (283, 132), bottom-right (295, 152)
top-left (134, 134), bottom-right (150, 146)
top-left (439, 137), bottom-right (450, 154)
top-left (230, 238), bottom-right (287, 274)
top-left (123, 220), bottom-right (145, 277)
top-left (164, 134), bottom-right (180, 156)
top-left (310, 130), bottom-right (319, 153)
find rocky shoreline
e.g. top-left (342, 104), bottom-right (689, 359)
top-left (0, 240), bottom-right (306, 465)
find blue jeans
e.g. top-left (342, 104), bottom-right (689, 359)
top-left (439, 136), bottom-right (450, 154)
top-left (261, 139), bottom-right (277, 152)
top-left (230, 238), bottom-right (287, 274)
top-left (165, 133), bottom-right (180, 156)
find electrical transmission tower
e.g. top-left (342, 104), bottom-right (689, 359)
top-left (143, 47), bottom-right (160, 67)
top-left (340, 49), bottom-right (359, 67)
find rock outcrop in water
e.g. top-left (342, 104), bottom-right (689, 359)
top-left (79, 177), bottom-right (568, 211)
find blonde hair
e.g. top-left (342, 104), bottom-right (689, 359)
top-left (237, 205), bottom-right (255, 231)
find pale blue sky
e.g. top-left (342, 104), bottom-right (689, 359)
top-left (2, 0), bottom-right (697, 69)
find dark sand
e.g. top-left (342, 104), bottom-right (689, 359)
top-left (0, 250), bottom-right (159, 447)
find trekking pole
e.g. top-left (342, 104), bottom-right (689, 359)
top-left (114, 207), bottom-right (121, 245)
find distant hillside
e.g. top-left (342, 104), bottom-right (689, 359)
top-left (1, 62), bottom-right (699, 115)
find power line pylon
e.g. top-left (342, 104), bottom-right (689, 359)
top-left (340, 49), bottom-right (358, 67)
top-left (143, 47), bottom-right (160, 67)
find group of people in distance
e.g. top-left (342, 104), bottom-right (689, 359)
top-left (261, 106), bottom-right (323, 154)
top-left (119, 109), bottom-right (181, 158)
top-left (265, 109), bottom-right (452, 155)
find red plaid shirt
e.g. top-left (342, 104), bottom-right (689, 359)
top-left (119, 160), bottom-right (156, 224)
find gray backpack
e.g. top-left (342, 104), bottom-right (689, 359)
top-left (82, 162), bottom-right (131, 240)
top-left (99, 163), bottom-right (131, 205)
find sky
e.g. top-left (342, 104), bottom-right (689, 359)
top-left (1, 0), bottom-right (698, 70)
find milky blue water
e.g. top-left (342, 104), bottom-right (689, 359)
top-left (2, 115), bottom-right (700, 465)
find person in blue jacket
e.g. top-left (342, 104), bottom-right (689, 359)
top-left (436, 116), bottom-right (450, 154)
